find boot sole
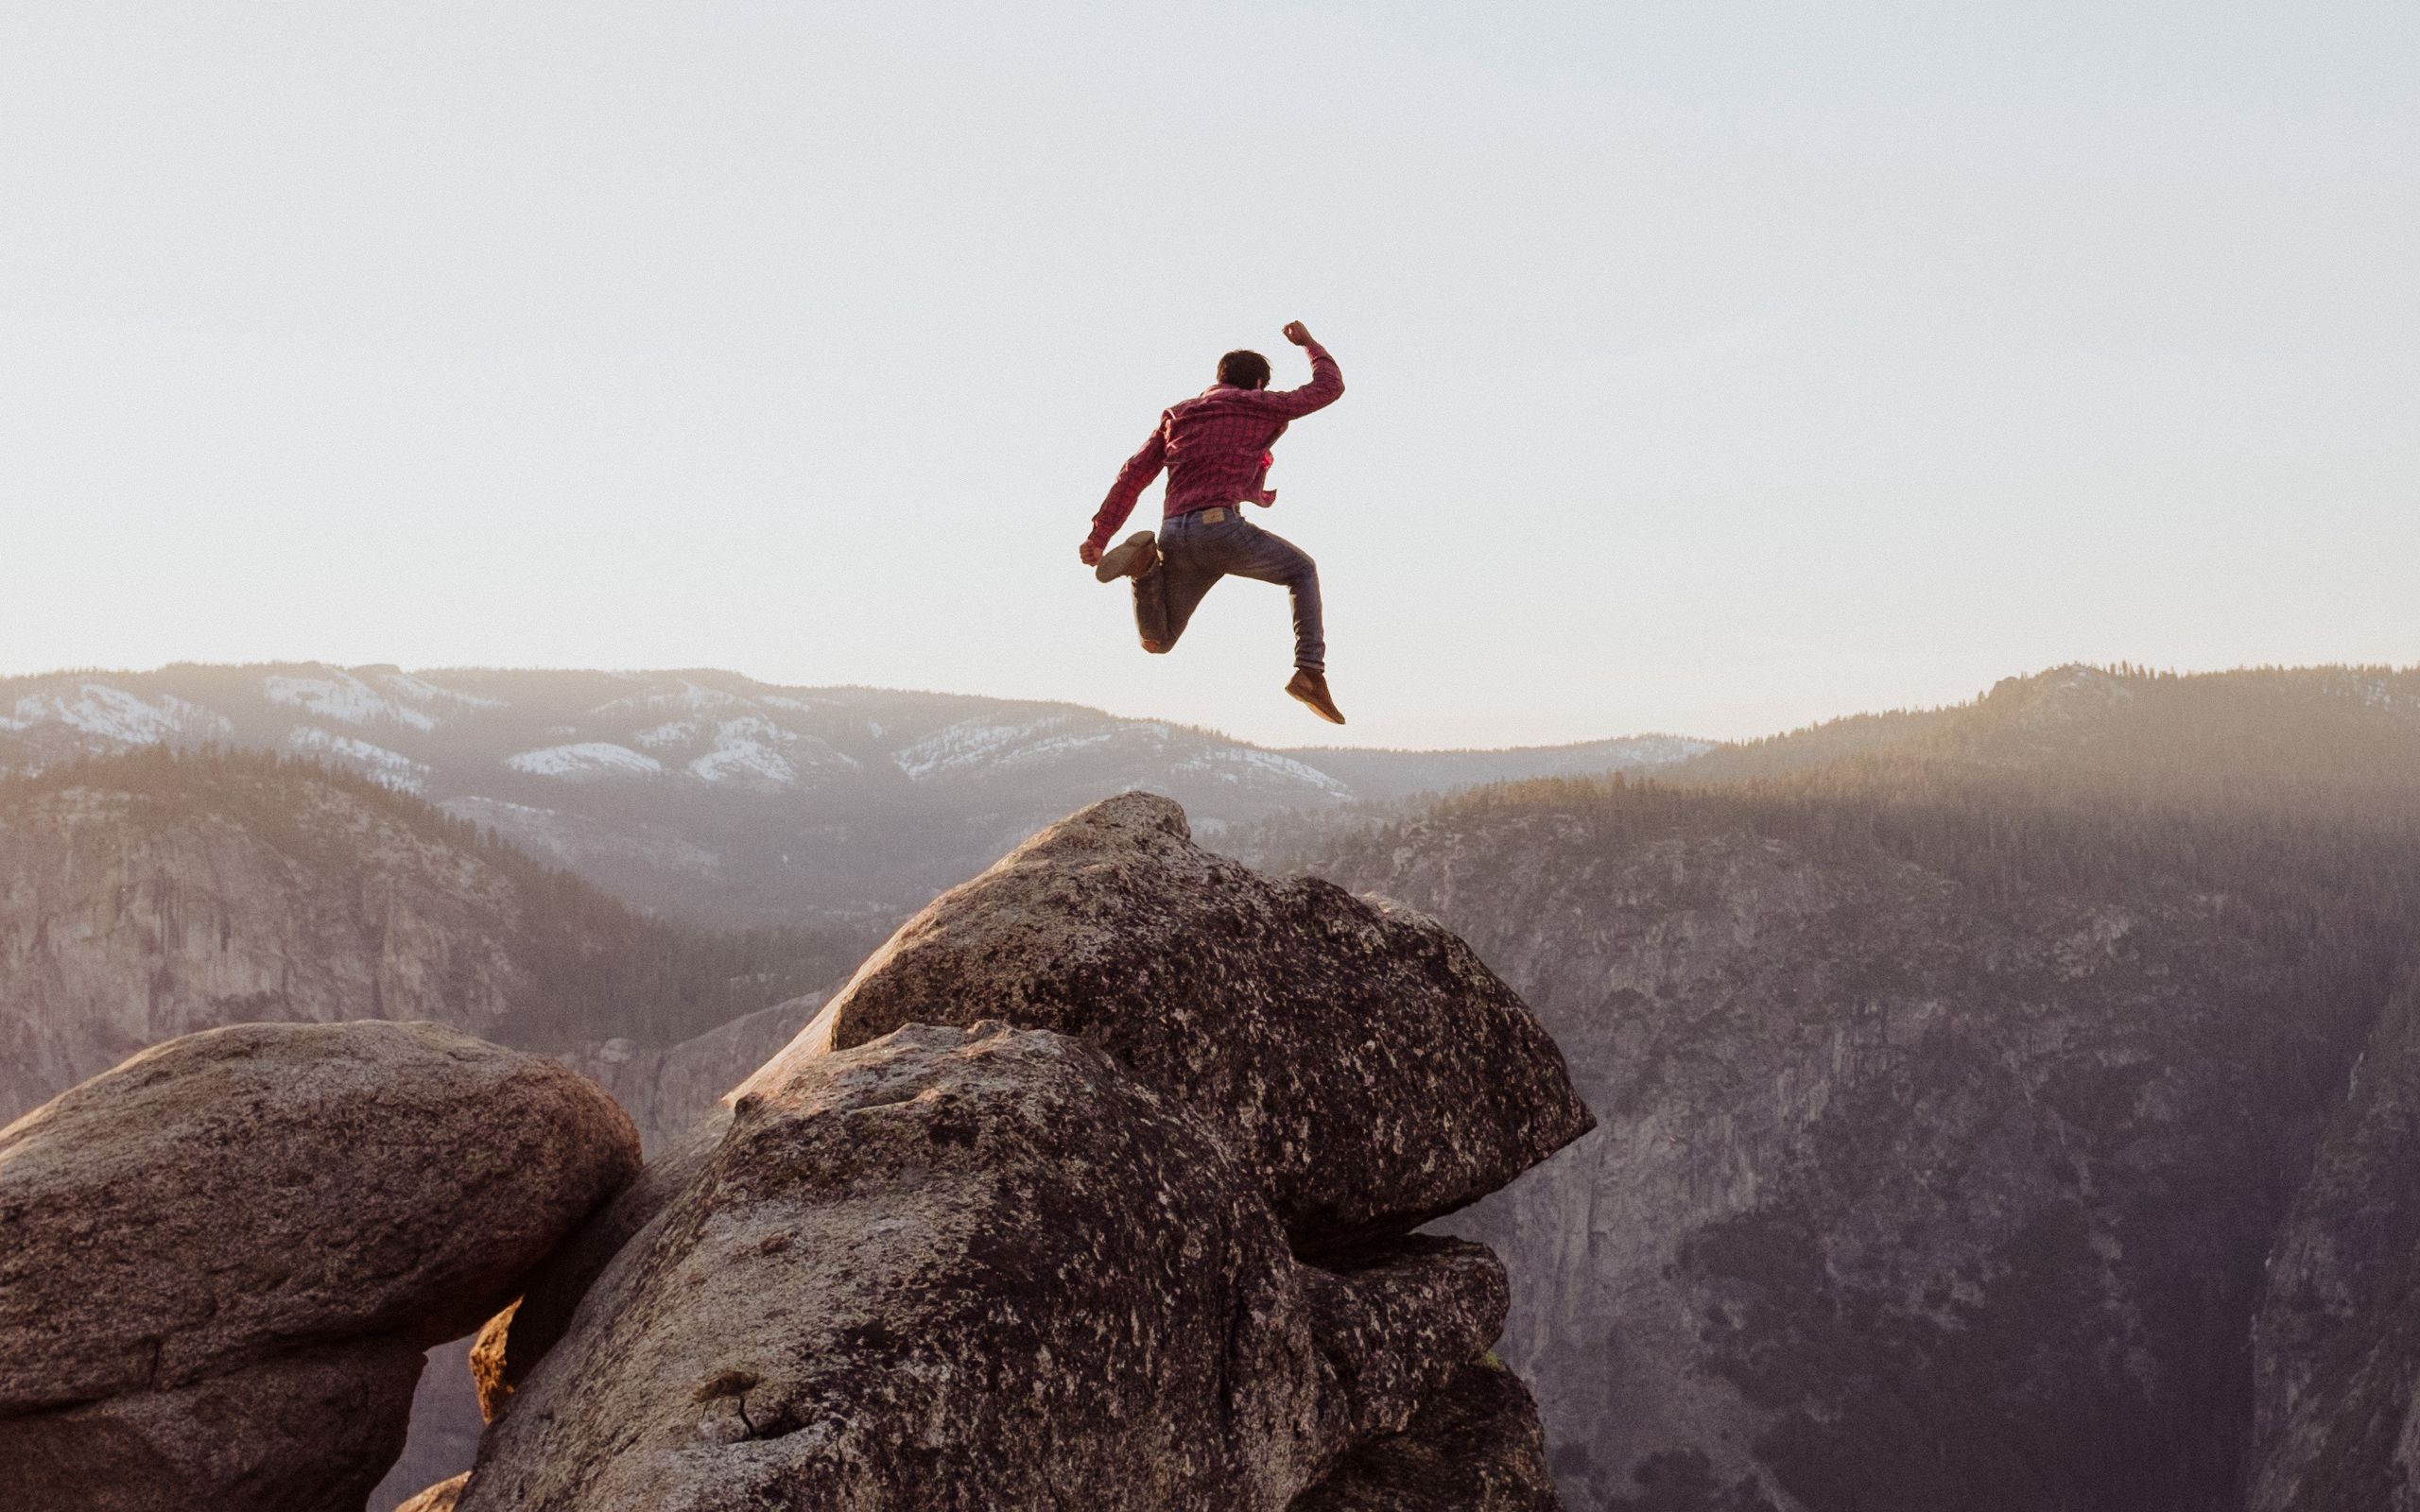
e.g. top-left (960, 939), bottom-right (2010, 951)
top-left (1287, 680), bottom-right (1346, 725)
top-left (1094, 531), bottom-right (1157, 583)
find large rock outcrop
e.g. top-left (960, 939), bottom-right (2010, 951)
top-left (752, 791), bottom-right (1593, 1251)
top-left (459, 1022), bottom-right (1509, 1511)
top-left (488, 794), bottom-right (1591, 1412)
top-left (0, 1021), bottom-right (641, 1510)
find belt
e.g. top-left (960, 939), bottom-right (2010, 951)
top-left (1182, 507), bottom-right (1239, 524)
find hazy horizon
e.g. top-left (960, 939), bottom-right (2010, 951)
top-left (7, 5), bottom-right (2415, 747)
top-left (13, 653), bottom-right (2415, 757)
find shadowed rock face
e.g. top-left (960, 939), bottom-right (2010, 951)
top-left (751, 791), bottom-right (1594, 1252)
top-left (483, 1100), bottom-right (736, 1414)
top-left (0, 1020), bottom-right (641, 1510)
top-left (461, 1022), bottom-right (1511, 1512)
top-left (1293, 1357), bottom-right (1564, 1512)
top-left (0, 1337), bottom-right (424, 1512)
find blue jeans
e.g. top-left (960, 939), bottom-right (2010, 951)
top-left (1134, 509), bottom-right (1324, 672)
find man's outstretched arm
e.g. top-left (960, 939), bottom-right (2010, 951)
top-left (1080, 422), bottom-right (1169, 563)
top-left (1253, 320), bottom-right (1343, 420)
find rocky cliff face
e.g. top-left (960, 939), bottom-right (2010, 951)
top-left (0, 748), bottom-right (850, 1126)
top-left (2247, 975), bottom-right (2420, 1512)
top-left (1313, 747), bottom-right (2420, 1510)
top-left (0, 765), bottom-right (535, 1122)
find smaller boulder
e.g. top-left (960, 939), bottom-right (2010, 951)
top-left (0, 1020), bottom-right (642, 1511)
top-left (0, 1020), bottom-right (642, 1414)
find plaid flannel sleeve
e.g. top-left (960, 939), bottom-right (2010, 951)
top-left (1253, 343), bottom-right (1343, 420)
top-left (1088, 419), bottom-right (1169, 550)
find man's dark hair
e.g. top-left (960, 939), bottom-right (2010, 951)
top-left (1218, 350), bottom-right (1271, 389)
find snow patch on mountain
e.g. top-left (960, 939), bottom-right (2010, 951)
top-left (687, 741), bottom-right (794, 784)
top-left (683, 717), bottom-right (860, 786)
top-left (1622, 736), bottom-right (1716, 765)
top-left (286, 727), bottom-right (430, 793)
top-left (1175, 747), bottom-right (1353, 796)
top-left (996, 728), bottom-right (1124, 765)
top-left (988, 721), bottom-right (1185, 772)
top-left (0, 686), bottom-right (233, 746)
top-left (891, 715), bottom-right (1192, 780)
top-left (588, 679), bottom-right (751, 719)
top-left (506, 743), bottom-right (665, 778)
top-left (633, 719), bottom-right (703, 749)
top-left (373, 671), bottom-right (504, 711)
top-left (265, 673), bottom-right (438, 732)
top-left (891, 716), bottom-right (1082, 780)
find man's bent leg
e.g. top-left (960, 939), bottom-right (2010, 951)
top-left (1132, 560), bottom-right (1172, 648)
top-left (1133, 548), bottom-right (1222, 654)
top-left (1220, 524), bottom-right (1325, 671)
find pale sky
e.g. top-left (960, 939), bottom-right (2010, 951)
top-left (4, 4), bottom-right (2414, 748)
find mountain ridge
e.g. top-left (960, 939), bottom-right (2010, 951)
top-left (0, 662), bottom-right (1711, 929)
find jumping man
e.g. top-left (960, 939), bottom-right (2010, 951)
top-left (1080, 320), bottom-right (1347, 724)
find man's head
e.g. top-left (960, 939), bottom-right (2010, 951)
top-left (1218, 350), bottom-right (1271, 390)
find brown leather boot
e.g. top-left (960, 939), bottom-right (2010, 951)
top-left (1285, 668), bottom-right (1345, 725)
top-left (1093, 530), bottom-right (1159, 583)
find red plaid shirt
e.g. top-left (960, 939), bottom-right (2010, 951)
top-left (1087, 343), bottom-right (1344, 551)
